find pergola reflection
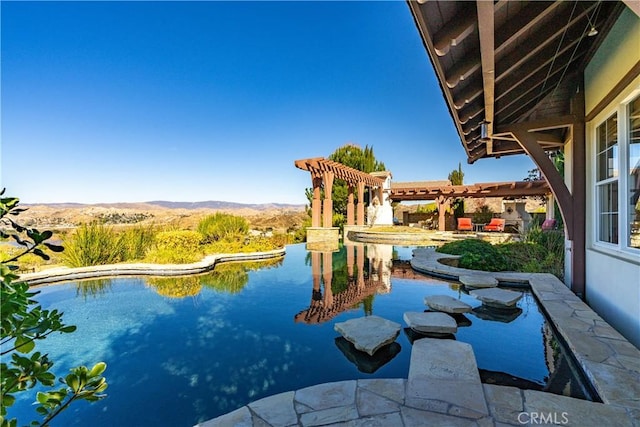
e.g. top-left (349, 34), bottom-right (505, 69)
top-left (293, 243), bottom-right (393, 324)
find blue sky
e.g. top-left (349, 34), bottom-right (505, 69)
top-left (1, 1), bottom-right (535, 205)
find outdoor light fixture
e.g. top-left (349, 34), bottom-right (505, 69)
top-left (586, 2), bottom-right (601, 37)
top-left (480, 121), bottom-right (491, 142)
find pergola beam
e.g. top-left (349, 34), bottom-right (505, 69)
top-left (390, 180), bottom-right (550, 201)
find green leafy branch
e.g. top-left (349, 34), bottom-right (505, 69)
top-left (0, 190), bottom-right (108, 427)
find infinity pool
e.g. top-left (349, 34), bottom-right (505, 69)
top-left (5, 243), bottom-right (592, 426)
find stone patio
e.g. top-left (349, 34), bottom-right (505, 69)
top-left (196, 248), bottom-right (640, 426)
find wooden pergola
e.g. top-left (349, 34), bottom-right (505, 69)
top-left (295, 157), bottom-right (385, 228)
top-left (390, 180), bottom-right (550, 231)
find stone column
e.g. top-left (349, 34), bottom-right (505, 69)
top-left (322, 172), bottom-right (334, 228)
top-left (311, 177), bottom-right (322, 227)
top-left (356, 182), bottom-right (366, 226)
top-left (346, 185), bottom-right (355, 226)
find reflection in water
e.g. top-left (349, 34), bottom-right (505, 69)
top-left (294, 243), bottom-right (394, 324)
top-left (403, 327), bottom-right (456, 343)
top-left (75, 278), bottom-right (114, 298)
top-left (148, 276), bottom-right (202, 298)
top-left (334, 337), bottom-right (401, 374)
top-left (471, 305), bottom-right (523, 323)
top-left (144, 258), bottom-right (284, 298)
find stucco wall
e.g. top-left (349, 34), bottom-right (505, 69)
top-left (583, 6), bottom-right (640, 348)
top-left (585, 250), bottom-right (640, 347)
top-left (585, 8), bottom-right (640, 114)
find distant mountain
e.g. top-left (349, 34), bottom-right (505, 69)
top-left (24, 200), bottom-right (306, 211)
top-left (145, 200), bottom-right (305, 211)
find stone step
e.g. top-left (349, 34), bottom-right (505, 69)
top-left (407, 338), bottom-right (488, 419)
top-left (425, 294), bottom-right (473, 313)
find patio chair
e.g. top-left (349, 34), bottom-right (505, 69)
top-left (457, 217), bottom-right (473, 231)
top-left (541, 219), bottom-right (556, 231)
top-left (484, 218), bottom-right (505, 232)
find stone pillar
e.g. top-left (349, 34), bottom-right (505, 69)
top-left (323, 172), bottom-right (334, 228)
top-left (311, 177), bottom-right (322, 228)
top-left (346, 186), bottom-right (355, 226)
top-left (356, 182), bottom-right (366, 226)
top-left (546, 193), bottom-right (555, 220)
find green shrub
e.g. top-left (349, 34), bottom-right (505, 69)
top-left (438, 239), bottom-right (508, 272)
top-left (472, 205), bottom-right (494, 224)
top-left (63, 222), bottom-right (124, 267)
top-left (119, 225), bottom-right (156, 260)
top-left (437, 234), bottom-right (564, 279)
top-left (197, 213), bottom-right (249, 243)
top-left (145, 230), bottom-right (202, 264)
top-left (203, 235), bottom-right (282, 254)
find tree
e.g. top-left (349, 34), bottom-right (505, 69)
top-left (0, 190), bottom-right (108, 427)
top-left (305, 144), bottom-right (387, 227)
top-left (448, 163), bottom-right (465, 219)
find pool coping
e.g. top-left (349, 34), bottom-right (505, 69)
top-left (409, 248), bottom-right (640, 415)
top-left (17, 248), bottom-right (286, 286)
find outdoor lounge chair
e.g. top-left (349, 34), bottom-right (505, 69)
top-left (484, 218), bottom-right (505, 232)
top-left (457, 217), bottom-right (473, 231)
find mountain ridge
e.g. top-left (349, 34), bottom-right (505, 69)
top-left (23, 200), bottom-right (306, 211)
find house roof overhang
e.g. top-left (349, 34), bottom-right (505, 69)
top-left (407, 0), bottom-right (626, 163)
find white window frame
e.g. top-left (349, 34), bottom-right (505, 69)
top-left (592, 85), bottom-right (640, 256)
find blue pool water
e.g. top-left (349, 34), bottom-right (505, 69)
top-left (3, 243), bottom-right (590, 426)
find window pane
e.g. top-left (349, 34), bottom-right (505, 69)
top-left (598, 182), bottom-right (619, 244)
top-left (597, 114), bottom-right (618, 181)
top-left (628, 96), bottom-right (640, 249)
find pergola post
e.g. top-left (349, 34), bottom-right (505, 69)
top-left (311, 177), bottom-right (322, 228)
top-left (437, 196), bottom-right (448, 231)
top-left (346, 185), bottom-right (355, 226)
top-left (322, 171), bottom-right (334, 228)
top-left (356, 182), bottom-right (366, 226)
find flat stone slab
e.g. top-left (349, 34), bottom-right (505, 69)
top-left (470, 288), bottom-right (522, 308)
top-left (334, 316), bottom-right (401, 356)
top-left (403, 311), bottom-right (457, 334)
top-left (425, 295), bottom-right (472, 313)
top-left (407, 338), bottom-right (488, 418)
top-left (459, 275), bottom-right (498, 289)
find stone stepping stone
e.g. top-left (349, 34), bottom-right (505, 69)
top-left (425, 295), bottom-right (472, 313)
top-left (403, 311), bottom-right (457, 335)
top-left (459, 275), bottom-right (498, 289)
top-left (407, 338), bottom-right (488, 417)
top-left (334, 315), bottom-right (401, 356)
top-left (470, 288), bottom-right (523, 308)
